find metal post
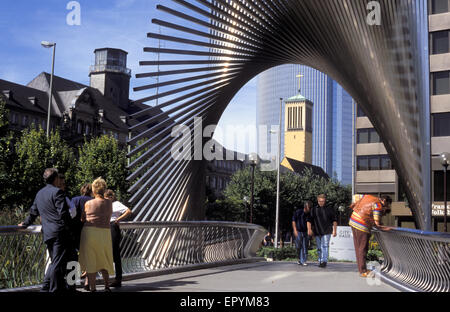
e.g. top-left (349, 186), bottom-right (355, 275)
top-left (250, 163), bottom-right (255, 224)
top-left (127, 130), bottom-right (132, 167)
top-left (352, 100), bottom-right (356, 197)
top-left (46, 44), bottom-right (56, 137)
top-left (274, 98), bottom-right (282, 248)
top-left (444, 164), bottom-right (448, 232)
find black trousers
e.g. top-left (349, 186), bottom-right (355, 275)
top-left (110, 223), bottom-right (122, 281)
top-left (42, 234), bottom-right (70, 292)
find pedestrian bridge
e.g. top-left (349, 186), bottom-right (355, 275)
top-left (0, 221), bottom-right (449, 292)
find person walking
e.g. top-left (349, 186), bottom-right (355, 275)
top-left (349, 194), bottom-right (392, 277)
top-left (306, 194), bottom-right (337, 268)
top-left (292, 201), bottom-right (311, 266)
top-left (104, 189), bottom-right (132, 288)
top-left (78, 178), bottom-right (114, 292)
top-left (19, 168), bottom-right (72, 292)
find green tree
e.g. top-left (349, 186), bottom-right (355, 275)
top-left (11, 127), bottom-right (76, 209)
top-left (76, 135), bottom-right (129, 202)
top-left (0, 97), bottom-right (17, 210)
top-left (207, 167), bottom-right (352, 233)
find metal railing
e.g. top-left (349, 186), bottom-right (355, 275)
top-left (0, 221), bottom-right (266, 290)
top-left (89, 64), bottom-right (131, 76)
top-left (373, 228), bottom-right (450, 292)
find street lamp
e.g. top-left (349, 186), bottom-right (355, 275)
top-left (269, 98), bottom-right (283, 248)
top-left (248, 152), bottom-right (259, 224)
top-left (41, 41), bottom-right (56, 137)
top-left (440, 152), bottom-right (450, 232)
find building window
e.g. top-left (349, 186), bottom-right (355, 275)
top-left (77, 120), bottom-right (83, 134)
top-left (357, 157), bottom-right (369, 171)
top-left (431, 30), bottom-right (450, 55)
top-left (357, 155), bottom-right (393, 171)
top-left (368, 156), bottom-right (380, 171)
top-left (32, 118), bottom-right (38, 128)
top-left (380, 155), bottom-right (393, 170)
top-left (95, 49), bottom-right (107, 65)
top-left (433, 170), bottom-right (450, 201)
top-left (432, 112), bottom-right (450, 136)
top-left (85, 123), bottom-right (91, 135)
top-left (306, 106), bottom-right (312, 131)
top-left (357, 129), bottom-right (369, 144)
top-left (22, 115), bottom-right (29, 127)
top-left (357, 106), bottom-right (366, 117)
top-left (357, 128), bottom-right (381, 144)
top-left (42, 120), bottom-right (46, 130)
top-left (432, 71), bottom-right (450, 95)
top-left (430, 0), bottom-right (449, 14)
top-left (10, 112), bottom-right (17, 124)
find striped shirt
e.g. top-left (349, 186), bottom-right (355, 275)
top-left (349, 195), bottom-right (382, 233)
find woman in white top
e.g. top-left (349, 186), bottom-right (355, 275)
top-left (104, 189), bottom-right (132, 288)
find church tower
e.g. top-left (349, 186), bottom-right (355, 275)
top-left (283, 75), bottom-right (313, 164)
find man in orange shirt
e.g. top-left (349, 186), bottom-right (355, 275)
top-left (349, 194), bottom-right (392, 277)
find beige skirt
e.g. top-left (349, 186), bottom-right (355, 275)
top-left (79, 226), bottom-right (115, 275)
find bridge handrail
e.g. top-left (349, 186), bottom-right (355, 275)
top-left (377, 227), bottom-right (450, 241)
top-left (0, 221), bottom-right (266, 234)
top-left (373, 227), bottom-right (450, 292)
top-left (0, 221), bottom-right (267, 290)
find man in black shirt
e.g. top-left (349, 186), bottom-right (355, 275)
top-left (306, 194), bottom-right (337, 268)
top-left (292, 201), bottom-right (312, 266)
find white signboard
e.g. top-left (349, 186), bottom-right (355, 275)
top-left (329, 226), bottom-right (356, 262)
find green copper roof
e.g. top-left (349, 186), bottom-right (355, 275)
top-left (285, 93), bottom-right (307, 103)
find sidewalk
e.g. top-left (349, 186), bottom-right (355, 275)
top-left (106, 261), bottom-right (398, 292)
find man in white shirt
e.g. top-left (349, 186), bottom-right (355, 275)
top-left (104, 189), bottom-right (132, 288)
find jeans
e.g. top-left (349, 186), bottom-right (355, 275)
top-left (296, 232), bottom-right (309, 264)
top-left (315, 234), bottom-right (331, 264)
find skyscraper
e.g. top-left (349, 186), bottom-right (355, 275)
top-left (257, 64), bottom-right (353, 185)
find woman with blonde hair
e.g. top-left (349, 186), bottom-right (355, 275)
top-left (78, 177), bottom-right (114, 292)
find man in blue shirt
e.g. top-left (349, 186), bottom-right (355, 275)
top-left (292, 201), bottom-right (312, 266)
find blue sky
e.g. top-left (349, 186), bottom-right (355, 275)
top-left (0, 0), bottom-right (257, 153)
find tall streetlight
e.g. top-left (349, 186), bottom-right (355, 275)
top-left (41, 41), bottom-right (56, 137)
top-left (275, 98), bottom-right (283, 248)
top-left (440, 152), bottom-right (450, 232)
top-left (248, 153), bottom-right (259, 224)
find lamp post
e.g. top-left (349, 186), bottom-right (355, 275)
top-left (275, 98), bottom-right (283, 248)
top-left (249, 153), bottom-right (259, 224)
top-left (243, 196), bottom-right (250, 222)
top-left (440, 152), bottom-right (450, 232)
top-left (41, 41), bottom-right (56, 137)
